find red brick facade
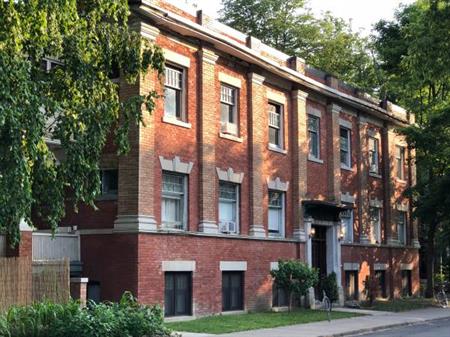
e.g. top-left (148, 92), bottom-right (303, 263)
top-left (37, 0), bottom-right (420, 316)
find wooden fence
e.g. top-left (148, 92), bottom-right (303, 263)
top-left (0, 257), bottom-right (70, 312)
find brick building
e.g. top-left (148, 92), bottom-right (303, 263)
top-left (10, 0), bottom-right (420, 317)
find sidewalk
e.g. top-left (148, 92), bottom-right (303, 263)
top-left (178, 307), bottom-right (450, 337)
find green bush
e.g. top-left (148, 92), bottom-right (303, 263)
top-left (322, 272), bottom-right (339, 303)
top-left (363, 275), bottom-right (380, 306)
top-left (0, 292), bottom-right (172, 337)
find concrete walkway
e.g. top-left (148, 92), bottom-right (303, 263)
top-left (177, 307), bottom-right (450, 337)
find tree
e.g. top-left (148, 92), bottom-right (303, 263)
top-left (0, 1), bottom-right (165, 246)
top-left (270, 259), bottom-right (318, 311)
top-left (321, 272), bottom-right (339, 305)
top-left (374, 0), bottom-right (450, 297)
top-left (219, 0), bottom-right (378, 92)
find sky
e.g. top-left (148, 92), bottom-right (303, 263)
top-left (191, 0), bottom-right (416, 35)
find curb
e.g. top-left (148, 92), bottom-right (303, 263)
top-left (324, 316), bottom-right (450, 337)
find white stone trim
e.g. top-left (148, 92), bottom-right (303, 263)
top-left (162, 260), bottom-right (196, 272)
top-left (341, 192), bottom-right (355, 204)
top-left (159, 156), bottom-right (194, 174)
top-left (339, 118), bottom-right (352, 130)
top-left (20, 219), bottom-right (34, 232)
top-left (70, 277), bottom-right (89, 283)
top-left (267, 90), bottom-right (287, 105)
top-left (219, 133), bottom-right (243, 143)
top-left (199, 48), bottom-right (218, 65)
top-left (162, 115), bottom-right (192, 128)
top-left (343, 262), bottom-right (360, 271)
top-left (329, 103), bottom-right (342, 114)
top-left (219, 72), bottom-right (242, 89)
top-left (216, 167), bottom-right (244, 184)
top-left (400, 263), bottom-right (413, 271)
top-left (270, 262), bottom-right (279, 271)
top-left (307, 106), bottom-right (322, 118)
top-left (268, 144), bottom-right (288, 154)
top-left (114, 215), bottom-right (157, 232)
top-left (374, 263), bottom-right (388, 271)
top-left (369, 198), bottom-right (383, 208)
top-left (248, 72), bottom-right (265, 85)
top-left (220, 261), bottom-right (247, 271)
top-left (396, 203), bottom-right (409, 212)
top-left (267, 177), bottom-right (289, 192)
top-left (367, 128), bottom-right (379, 138)
top-left (163, 49), bottom-right (191, 68)
top-left (292, 90), bottom-right (308, 101)
top-left (130, 21), bottom-right (159, 41)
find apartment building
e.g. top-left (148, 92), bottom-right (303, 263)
top-left (6, 0), bottom-right (420, 317)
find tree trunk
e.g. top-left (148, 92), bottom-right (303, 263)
top-left (425, 225), bottom-right (436, 298)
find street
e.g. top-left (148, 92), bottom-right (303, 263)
top-left (357, 318), bottom-right (450, 337)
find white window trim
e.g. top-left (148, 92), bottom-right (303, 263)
top-left (268, 102), bottom-right (284, 150)
top-left (162, 261), bottom-right (196, 272)
top-left (268, 190), bottom-right (285, 238)
top-left (220, 83), bottom-right (239, 136)
top-left (397, 211), bottom-right (407, 245)
top-left (159, 156), bottom-right (194, 175)
top-left (164, 64), bottom-right (187, 123)
top-left (216, 167), bottom-right (244, 184)
top-left (340, 208), bottom-right (354, 243)
top-left (395, 145), bottom-right (406, 181)
top-left (267, 91), bottom-right (287, 105)
top-left (161, 172), bottom-right (188, 231)
top-left (219, 72), bottom-right (242, 88)
top-left (340, 127), bottom-right (351, 169)
top-left (220, 261), bottom-right (247, 271)
top-left (163, 49), bottom-right (191, 68)
top-left (218, 182), bottom-right (240, 235)
top-left (307, 114), bottom-right (321, 160)
top-left (369, 207), bottom-right (382, 244)
top-left (369, 137), bottom-right (379, 174)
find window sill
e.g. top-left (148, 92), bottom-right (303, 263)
top-left (160, 226), bottom-right (186, 232)
top-left (396, 178), bottom-right (407, 185)
top-left (268, 144), bottom-right (287, 154)
top-left (268, 233), bottom-right (284, 239)
top-left (308, 155), bottom-right (323, 164)
top-left (162, 115), bottom-right (191, 129)
top-left (340, 165), bottom-right (353, 172)
top-left (219, 132), bottom-right (243, 143)
top-left (369, 172), bottom-right (382, 179)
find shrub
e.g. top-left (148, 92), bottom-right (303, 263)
top-left (0, 292), bottom-right (172, 337)
top-left (363, 275), bottom-right (380, 306)
top-left (271, 259), bottom-right (319, 311)
top-left (322, 272), bottom-right (339, 304)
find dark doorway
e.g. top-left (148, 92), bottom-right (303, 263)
top-left (222, 271), bottom-right (244, 311)
top-left (164, 272), bottom-right (192, 317)
top-left (375, 270), bottom-right (387, 298)
top-left (345, 271), bottom-right (358, 300)
top-left (312, 225), bottom-right (327, 299)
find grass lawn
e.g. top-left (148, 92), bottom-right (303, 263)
top-left (360, 298), bottom-right (435, 312)
top-left (166, 309), bottom-right (363, 334)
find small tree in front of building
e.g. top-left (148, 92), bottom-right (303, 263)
top-left (322, 272), bottom-right (339, 307)
top-left (270, 259), bottom-right (319, 311)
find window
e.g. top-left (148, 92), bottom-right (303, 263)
top-left (396, 146), bottom-right (405, 180)
top-left (100, 169), bottom-right (118, 196)
top-left (220, 84), bottom-right (238, 135)
top-left (272, 282), bottom-right (289, 307)
top-left (268, 103), bottom-right (283, 148)
top-left (340, 209), bottom-right (354, 243)
top-left (161, 172), bottom-right (187, 230)
top-left (268, 190), bottom-right (284, 237)
top-left (308, 115), bottom-right (320, 158)
top-left (369, 137), bottom-right (379, 174)
top-left (222, 271), bottom-right (244, 311)
top-left (345, 271), bottom-right (358, 300)
top-left (164, 272), bottom-right (192, 316)
top-left (375, 270), bottom-right (387, 298)
top-left (219, 182), bottom-right (239, 233)
top-left (401, 270), bottom-right (412, 297)
top-left (369, 207), bottom-right (381, 244)
top-left (340, 128), bottom-right (351, 168)
top-left (397, 211), bottom-right (407, 245)
top-left (164, 65), bottom-right (185, 121)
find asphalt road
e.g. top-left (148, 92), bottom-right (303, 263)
top-left (357, 318), bottom-right (450, 337)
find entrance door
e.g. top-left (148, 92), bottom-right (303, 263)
top-left (312, 225), bottom-right (327, 299)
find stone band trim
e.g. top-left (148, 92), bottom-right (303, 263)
top-left (267, 90), bottom-right (287, 105)
top-left (219, 72), bottom-right (242, 88)
top-left (374, 263), bottom-right (388, 271)
top-left (163, 49), bottom-right (191, 68)
top-left (400, 263), bottom-right (413, 270)
top-left (159, 156), bottom-right (194, 174)
top-left (369, 198), bottom-right (383, 208)
top-left (114, 215), bottom-right (157, 232)
top-left (248, 72), bottom-right (265, 85)
top-left (267, 177), bottom-right (289, 192)
top-left (339, 118), bottom-right (352, 130)
top-left (307, 106), bottom-right (322, 118)
top-left (162, 260), bottom-right (196, 272)
top-left (220, 261), bottom-right (247, 271)
top-left (343, 262), bottom-right (360, 271)
top-left (216, 167), bottom-right (244, 184)
top-left (396, 203), bottom-right (409, 212)
top-left (341, 192), bottom-right (355, 204)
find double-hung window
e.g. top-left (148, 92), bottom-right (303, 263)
top-left (268, 103), bottom-right (283, 149)
top-left (369, 137), bottom-right (379, 174)
top-left (220, 84), bottom-right (238, 135)
top-left (219, 182), bottom-right (239, 234)
top-left (369, 207), bottom-right (381, 244)
top-left (164, 65), bottom-right (185, 121)
top-left (396, 146), bottom-right (405, 180)
top-left (340, 128), bottom-right (351, 168)
top-left (161, 172), bottom-right (187, 230)
top-left (397, 210), bottom-right (407, 245)
top-left (308, 115), bottom-right (320, 159)
top-left (340, 208), bottom-right (353, 243)
top-left (268, 190), bottom-right (284, 237)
